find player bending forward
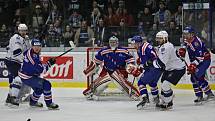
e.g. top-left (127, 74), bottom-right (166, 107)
top-left (5, 24), bottom-right (31, 106)
top-left (83, 36), bottom-right (140, 100)
top-left (18, 39), bottom-right (59, 109)
top-left (155, 31), bottom-right (186, 110)
top-left (128, 35), bottom-right (163, 109)
top-left (179, 26), bottom-right (214, 104)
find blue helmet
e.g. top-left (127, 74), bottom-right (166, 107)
top-left (31, 39), bottom-right (42, 46)
top-left (183, 26), bottom-right (195, 33)
top-left (131, 35), bottom-right (143, 43)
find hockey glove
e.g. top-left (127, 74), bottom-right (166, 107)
top-left (178, 48), bottom-right (186, 58)
top-left (136, 57), bottom-right (141, 65)
top-left (131, 67), bottom-right (143, 77)
top-left (187, 63), bottom-right (197, 75)
top-left (47, 58), bottom-right (56, 67)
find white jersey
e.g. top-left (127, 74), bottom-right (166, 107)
top-left (6, 34), bottom-right (31, 63)
top-left (157, 42), bottom-right (185, 71)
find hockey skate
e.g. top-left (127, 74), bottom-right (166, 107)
top-left (152, 95), bottom-right (160, 105)
top-left (47, 103), bottom-right (59, 110)
top-left (5, 94), bottom-right (12, 105)
top-left (159, 101), bottom-right (173, 110)
top-left (30, 101), bottom-right (43, 108)
top-left (204, 93), bottom-right (215, 102)
top-left (8, 96), bottom-right (19, 108)
top-left (194, 96), bottom-right (204, 105)
top-left (137, 96), bottom-right (149, 109)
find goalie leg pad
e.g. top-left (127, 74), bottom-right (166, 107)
top-left (83, 74), bottom-right (111, 96)
top-left (83, 61), bottom-right (97, 76)
top-left (111, 70), bottom-right (140, 98)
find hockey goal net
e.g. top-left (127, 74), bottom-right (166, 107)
top-left (86, 47), bottom-right (138, 96)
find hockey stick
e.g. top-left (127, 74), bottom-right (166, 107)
top-left (54, 41), bottom-right (75, 59)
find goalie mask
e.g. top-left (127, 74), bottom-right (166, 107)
top-left (156, 31), bottom-right (168, 45)
top-left (109, 36), bottom-right (119, 50)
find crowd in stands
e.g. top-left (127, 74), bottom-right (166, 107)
top-left (0, 0), bottom-right (213, 48)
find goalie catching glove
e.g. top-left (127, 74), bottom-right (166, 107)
top-left (126, 64), bottom-right (143, 77)
top-left (83, 61), bottom-right (99, 76)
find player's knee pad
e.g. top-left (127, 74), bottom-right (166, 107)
top-left (43, 80), bottom-right (51, 91)
top-left (161, 80), bottom-right (171, 91)
top-left (161, 80), bottom-right (173, 103)
top-left (11, 76), bottom-right (22, 89)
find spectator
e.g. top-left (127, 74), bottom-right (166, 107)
top-left (32, 5), bottom-right (44, 31)
top-left (95, 18), bottom-right (108, 46)
top-left (54, 19), bottom-right (62, 35)
top-left (62, 25), bottom-right (74, 47)
top-left (104, 6), bottom-right (117, 26)
top-left (45, 23), bottom-right (60, 47)
top-left (116, 18), bottom-right (129, 46)
top-left (147, 23), bottom-right (159, 45)
top-left (74, 20), bottom-right (94, 47)
top-left (154, 1), bottom-right (171, 30)
top-left (90, 7), bottom-right (101, 30)
top-left (115, 8), bottom-right (134, 26)
top-left (68, 10), bottom-right (82, 28)
top-left (0, 24), bottom-right (10, 47)
top-left (166, 20), bottom-right (181, 46)
top-left (50, 4), bottom-right (61, 23)
top-left (174, 5), bottom-right (182, 29)
top-left (138, 6), bottom-right (153, 34)
top-left (41, 0), bottom-right (50, 22)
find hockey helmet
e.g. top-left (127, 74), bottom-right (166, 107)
top-left (18, 24), bottom-right (28, 31)
top-left (183, 26), bottom-right (195, 34)
top-left (156, 31), bottom-right (168, 38)
top-left (131, 35), bottom-right (143, 43)
top-left (31, 39), bottom-right (42, 46)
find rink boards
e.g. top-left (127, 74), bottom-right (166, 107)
top-left (0, 51), bottom-right (215, 90)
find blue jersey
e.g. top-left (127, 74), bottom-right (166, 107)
top-left (185, 36), bottom-right (210, 63)
top-left (18, 48), bottom-right (49, 79)
top-left (137, 42), bottom-right (158, 66)
top-left (94, 47), bottom-right (134, 72)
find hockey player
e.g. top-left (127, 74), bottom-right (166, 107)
top-left (5, 24), bottom-right (31, 106)
top-left (128, 35), bottom-right (164, 109)
top-left (155, 31), bottom-right (186, 109)
top-left (83, 36), bottom-right (140, 100)
top-left (179, 26), bottom-right (214, 104)
top-left (18, 39), bottom-right (59, 109)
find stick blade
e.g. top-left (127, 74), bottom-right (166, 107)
top-left (69, 41), bottom-right (75, 48)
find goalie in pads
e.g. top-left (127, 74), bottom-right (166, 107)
top-left (83, 36), bottom-right (140, 100)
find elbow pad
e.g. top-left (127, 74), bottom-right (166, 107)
top-left (153, 58), bottom-right (165, 69)
top-left (13, 48), bottom-right (22, 57)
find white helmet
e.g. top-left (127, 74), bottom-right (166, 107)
top-left (156, 31), bottom-right (168, 38)
top-left (18, 24), bottom-right (28, 31)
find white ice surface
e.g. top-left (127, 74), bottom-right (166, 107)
top-left (0, 88), bottom-right (215, 121)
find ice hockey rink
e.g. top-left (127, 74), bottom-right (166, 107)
top-left (0, 88), bottom-right (215, 121)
